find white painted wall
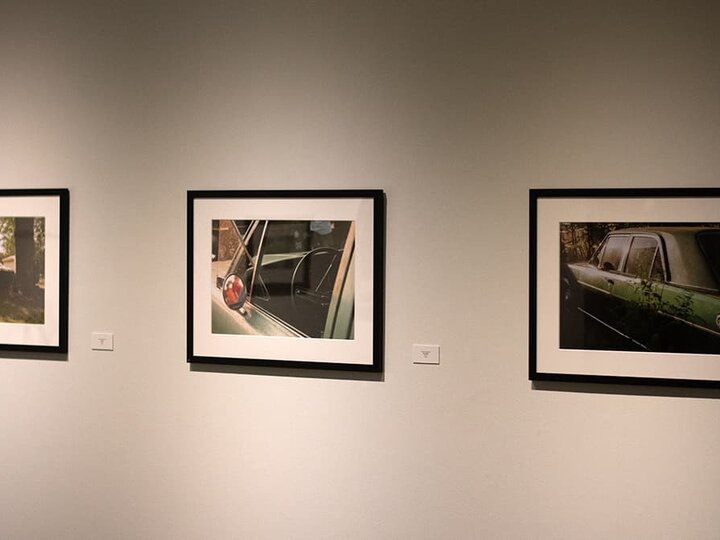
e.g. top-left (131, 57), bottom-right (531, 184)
top-left (1, 1), bottom-right (719, 538)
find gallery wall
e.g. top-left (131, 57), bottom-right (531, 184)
top-left (1, 1), bottom-right (720, 538)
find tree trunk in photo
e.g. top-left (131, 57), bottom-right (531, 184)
top-left (14, 218), bottom-right (35, 294)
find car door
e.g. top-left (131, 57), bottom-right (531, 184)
top-left (604, 234), bottom-right (668, 348)
top-left (610, 234), bottom-right (665, 306)
top-left (582, 234), bottom-right (631, 297)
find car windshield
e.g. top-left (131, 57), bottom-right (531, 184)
top-left (697, 231), bottom-right (720, 286)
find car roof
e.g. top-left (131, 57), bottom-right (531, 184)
top-left (611, 226), bottom-right (720, 235)
top-left (607, 227), bottom-right (720, 291)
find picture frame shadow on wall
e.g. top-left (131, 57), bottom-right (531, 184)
top-left (188, 189), bottom-right (385, 372)
top-left (0, 189), bottom-right (69, 354)
top-left (530, 187), bottom-right (720, 389)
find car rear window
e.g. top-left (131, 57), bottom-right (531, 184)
top-left (697, 231), bottom-right (720, 286)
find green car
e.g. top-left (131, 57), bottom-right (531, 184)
top-left (211, 219), bottom-right (355, 339)
top-left (561, 226), bottom-right (720, 353)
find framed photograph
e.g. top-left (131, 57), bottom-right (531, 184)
top-left (530, 188), bottom-right (720, 388)
top-left (0, 189), bottom-right (69, 354)
top-left (188, 189), bottom-right (385, 372)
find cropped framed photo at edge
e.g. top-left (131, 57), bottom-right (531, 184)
top-left (188, 189), bottom-right (385, 372)
top-left (0, 189), bottom-right (69, 354)
top-left (530, 188), bottom-right (720, 388)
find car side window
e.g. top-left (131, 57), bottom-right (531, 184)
top-left (650, 250), bottom-right (664, 280)
top-left (697, 231), bottom-right (720, 286)
top-left (625, 236), bottom-right (661, 279)
top-left (235, 220), bottom-right (262, 274)
top-left (598, 235), bottom-right (630, 272)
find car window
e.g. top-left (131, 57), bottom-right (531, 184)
top-left (650, 251), bottom-right (664, 280)
top-left (252, 220), bottom-right (353, 337)
top-left (625, 236), bottom-right (661, 279)
top-left (260, 221), bottom-right (350, 255)
top-left (233, 220), bottom-right (262, 277)
top-left (598, 235), bottom-right (630, 272)
top-left (254, 220), bottom-right (351, 288)
top-left (212, 219), bottom-right (243, 264)
top-left (697, 231), bottom-right (720, 286)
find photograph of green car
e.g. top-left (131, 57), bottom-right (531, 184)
top-left (211, 219), bottom-right (355, 340)
top-left (560, 223), bottom-right (720, 354)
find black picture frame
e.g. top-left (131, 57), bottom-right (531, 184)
top-left (0, 189), bottom-right (69, 354)
top-left (530, 187), bottom-right (720, 388)
top-left (188, 189), bottom-right (385, 372)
